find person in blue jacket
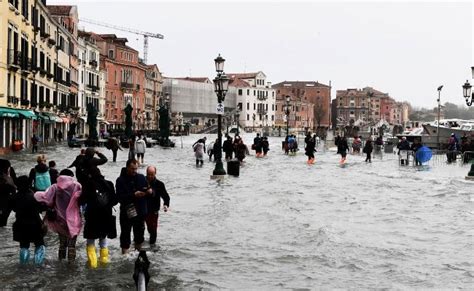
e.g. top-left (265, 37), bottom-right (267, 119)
top-left (116, 159), bottom-right (150, 254)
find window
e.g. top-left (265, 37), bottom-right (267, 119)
top-left (246, 114), bottom-right (249, 121)
top-left (238, 89), bottom-right (242, 95)
top-left (247, 89), bottom-right (249, 95)
top-left (247, 102), bottom-right (249, 110)
top-left (253, 103), bottom-right (256, 110)
top-left (108, 50), bottom-right (114, 59)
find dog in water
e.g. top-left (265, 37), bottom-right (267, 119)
top-left (133, 250), bottom-right (150, 291)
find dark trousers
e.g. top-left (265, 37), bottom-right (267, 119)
top-left (365, 152), bottom-right (371, 162)
top-left (32, 145), bottom-right (38, 153)
top-left (0, 208), bottom-right (11, 227)
top-left (20, 238), bottom-right (44, 249)
top-left (145, 212), bottom-right (159, 245)
top-left (119, 211), bottom-right (145, 249)
top-left (225, 151), bottom-right (233, 160)
top-left (58, 234), bottom-right (77, 261)
top-left (112, 149), bottom-right (118, 162)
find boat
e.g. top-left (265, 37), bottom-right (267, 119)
top-left (422, 119), bottom-right (474, 141)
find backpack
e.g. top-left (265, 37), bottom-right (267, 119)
top-left (92, 179), bottom-right (117, 209)
top-left (35, 171), bottom-right (51, 191)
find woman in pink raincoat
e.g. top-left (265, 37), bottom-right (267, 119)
top-left (34, 169), bottom-right (82, 262)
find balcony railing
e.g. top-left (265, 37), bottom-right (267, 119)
top-left (89, 60), bottom-right (98, 67)
top-left (257, 95), bottom-right (267, 101)
top-left (257, 108), bottom-right (268, 114)
top-left (8, 96), bottom-right (19, 105)
top-left (121, 82), bottom-right (134, 89)
top-left (7, 49), bottom-right (21, 69)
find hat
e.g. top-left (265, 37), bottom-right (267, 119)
top-left (59, 169), bottom-right (74, 177)
top-left (451, 133), bottom-right (455, 136)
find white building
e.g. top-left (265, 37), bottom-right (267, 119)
top-left (228, 71), bottom-right (276, 130)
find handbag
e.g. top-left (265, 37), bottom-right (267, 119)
top-left (126, 203), bottom-right (138, 219)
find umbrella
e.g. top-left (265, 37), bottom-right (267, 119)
top-left (415, 146), bottom-right (432, 164)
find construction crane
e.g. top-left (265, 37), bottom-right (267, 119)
top-left (79, 18), bottom-right (164, 64)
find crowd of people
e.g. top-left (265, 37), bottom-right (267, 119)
top-left (0, 150), bottom-right (170, 268)
top-left (193, 135), bottom-right (251, 165)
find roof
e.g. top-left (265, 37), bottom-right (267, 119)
top-left (272, 81), bottom-right (331, 88)
top-left (227, 72), bottom-right (259, 79)
top-left (229, 78), bottom-right (251, 88)
top-left (174, 77), bottom-right (212, 84)
top-left (78, 30), bottom-right (104, 42)
top-left (47, 5), bottom-right (73, 16)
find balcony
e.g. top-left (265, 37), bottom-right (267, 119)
top-left (8, 96), bottom-right (19, 105)
top-left (20, 99), bottom-right (30, 107)
top-left (20, 57), bottom-right (31, 73)
top-left (7, 49), bottom-right (21, 70)
top-left (257, 95), bottom-right (267, 101)
top-left (89, 60), bottom-right (98, 67)
top-left (48, 38), bottom-right (56, 46)
top-left (120, 82), bottom-right (134, 90)
top-left (257, 108), bottom-right (268, 115)
top-left (46, 72), bottom-right (54, 79)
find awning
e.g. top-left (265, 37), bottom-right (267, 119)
top-left (16, 109), bottom-right (37, 120)
top-left (38, 112), bottom-right (56, 124)
top-left (99, 120), bottom-right (110, 125)
top-left (0, 107), bottom-right (19, 118)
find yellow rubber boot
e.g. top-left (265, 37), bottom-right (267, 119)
top-left (86, 245), bottom-right (97, 269)
top-left (99, 248), bottom-right (109, 265)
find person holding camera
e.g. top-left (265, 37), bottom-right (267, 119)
top-left (116, 159), bottom-right (149, 254)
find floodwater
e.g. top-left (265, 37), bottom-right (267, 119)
top-left (0, 134), bottom-right (473, 289)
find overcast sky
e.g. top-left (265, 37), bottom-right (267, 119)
top-left (50, 0), bottom-right (473, 108)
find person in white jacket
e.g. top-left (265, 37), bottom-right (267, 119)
top-left (135, 136), bottom-right (147, 164)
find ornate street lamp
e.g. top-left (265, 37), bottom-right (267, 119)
top-left (285, 95), bottom-right (291, 137)
top-left (212, 54), bottom-right (229, 177)
top-left (462, 80), bottom-right (472, 106)
top-left (462, 68), bottom-right (474, 179)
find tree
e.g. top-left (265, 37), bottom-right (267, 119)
top-left (314, 103), bottom-right (325, 129)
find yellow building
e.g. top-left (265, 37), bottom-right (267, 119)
top-left (0, 0), bottom-right (71, 151)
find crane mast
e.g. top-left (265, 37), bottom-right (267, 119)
top-left (79, 18), bottom-right (164, 64)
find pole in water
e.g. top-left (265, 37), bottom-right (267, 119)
top-left (133, 250), bottom-right (150, 291)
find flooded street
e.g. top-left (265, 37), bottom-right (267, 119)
top-left (0, 134), bottom-right (473, 289)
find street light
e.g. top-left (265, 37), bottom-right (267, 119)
top-left (285, 95), bottom-right (291, 137)
top-left (462, 68), bottom-right (474, 179)
top-left (212, 54), bottom-right (229, 176)
top-left (437, 85), bottom-right (443, 149)
top-left (462, 80), bottom-right (473, 106)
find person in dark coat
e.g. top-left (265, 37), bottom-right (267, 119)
top-left (28, 155), bottom-right (51, 191)
top-left (235, 138), bottom-right (249, 163)
top-left (222, 136), bottom-right (234, 160)
top-left (262, 137), bottom-right (270, 156)
top-left (305, 136), bottom-right (316, 164)
top-left (145, 166), bottom-right (170, 246)
top-left (49, 161), bottom-right (59, 184)
top-left (76, 148), bottom-right (108, 185)
top-left (410, 138), bottom-right (423, 166)
top-left (10, 176), bottom-right (46, 265)
top-left (79, 173), bottom-right (117, 268)
top-left (116, 159), bottom-right (149, 254)
top-left (337, 136), bottom-right (349, 163)
top-left (68, 149), bottom-right (85, 170)
top-left (363, 137), bottom-right (374, 163)
top-left (253, 133), bottom-right (263, 157)
top-left (106, 137), bottom-right (123, 163)
top-left (0, 159), bottom-right (17, 227)
top-left (31, 134), bottom-right (39, 153)
top-left (397, 137), bottom-right (411, 165)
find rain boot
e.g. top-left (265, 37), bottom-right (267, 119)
top-left (87, 245), bottom-right (98, 269)
top-left (34, 245), bottom-right (45, 265)
top-left (20, 248), bottom-right (30, 264)
top-left (99, 248), bottom-right (109, 265)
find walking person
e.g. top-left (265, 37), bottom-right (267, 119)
top-left (0, 159), bottom-right (17, 227)
top-left (363, 137), bottom-right (373, 163)
top-left (128, 135), bottom-right (136, 161)
top-left (145, 166), bottom-right (170, 246)
top-left (31, 134), bottom-right (39, 153)
top-left (135, 136), bottom-right (146, 164)
top-left (116, 159), bottom-right (149, 254)
top-left (11, 176), bottom-right (46, 265)
top-left (262, 137), bottom-right (270, 156)
top-left (34, 169), bottom-right (82, 263)
top-left (397, 137), bottom-right (411, 165)
top-left (28, 155), bottom-right (51, 192)
top-left (305, 136), bottom-right (316, 164)
top-left (235, 138), bottom-right (249, 163)
top-left (80, 174), bottom-right (117, 268)
top-left (253, 133), bottom-right (263, 157)
top-left (222, 136), bottom-right (234, 160)
top-left (337, 136), bottom-right (349, 164)
top-left (106, 137), bottom-right (122, 163)
top-left (193, 139), bottom-right (205, 167)
top-left (49, 161), bottom-right (59, 184)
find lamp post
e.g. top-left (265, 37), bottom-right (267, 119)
top-left (285, 95), bottom-right (291, 137)
top-left (212, 54), bottom-right (230, 177)
top-left (437, 85), bottom-right (443, 149)
top-left (462, 67), bottom-right (474, 178)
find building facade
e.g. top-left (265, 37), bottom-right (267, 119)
top-left (272, 81), bottom-right (332, 132)
top-left (228, 72), bottom-right (276, 130)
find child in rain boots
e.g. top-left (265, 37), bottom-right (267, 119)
top-left (10, 176), bottom-right (47, 265)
